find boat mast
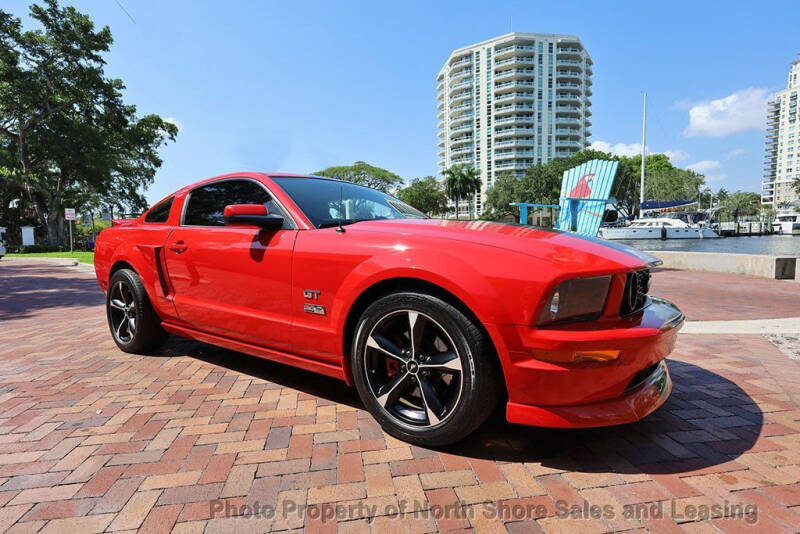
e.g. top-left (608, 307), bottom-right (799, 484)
top-left (639, 92), bottom-right (647, 219)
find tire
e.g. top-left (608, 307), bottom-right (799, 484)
top-left (106, 268), bottom-right (168, 353)
top-left (352, 292), bottom-right (500, 447)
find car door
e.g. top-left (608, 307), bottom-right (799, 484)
top-left (164, 178), bottom-right (297, 351)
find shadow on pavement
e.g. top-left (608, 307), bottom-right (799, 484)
top-left (158, 335), bottom-right (763, 476)
top-left (445, 359), bottom-right (764, 475)
top-left (0, 262), bottom-right (103, 320)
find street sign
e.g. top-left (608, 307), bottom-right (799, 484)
top-left (64, 208), bottom-right (76, 221)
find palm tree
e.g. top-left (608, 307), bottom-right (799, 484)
top-left (461, 166), bottom-right (482, 219)
top-left (792, 176), bottom-right (800, 196)
top-left (722, 192), bottom-right (759, 223)
top-left (443, 165), bottom-right (465, 220)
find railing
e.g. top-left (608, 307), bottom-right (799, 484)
top-left (449, 124), bottom-right (472, 134)
top-left (495, 56), bottom-right (535, 67)
top-left (450, 56), bottom-right (472, 67)
top-left (495, 80), bottom-right (535, 89)
top-left (451, 144), bottom-right (474, 154)
top-left (495, 44), bottom-right (535, 54)
top-left (450, 68), bottom-right (472, 80)
top-left (557, 47), bottom-right (582, 54)
top-left (495, 150), bottom-right (535, 158)
top-left (495, 115), bottom-right (535, 124)
top-left (495, 92), bottom-right (535, 102)
top-left (495, 126), bottom-right (535, 135)
top-left (450, 101), bottom-right (473, 112)
top-left (556, 70), bottom-right (580, 77)
top-left (495, 68), bottom-right (535, 79)
top-left (450, 79), bottom-right (473, 90)
top-left (495, 138), bottom-right (534, 146)
top-left (449, 90), bottom-right (472, 101)
top-left (495, 160), bottom-right (532, 169)
top-left (495, 104), bottom-right (535, 113)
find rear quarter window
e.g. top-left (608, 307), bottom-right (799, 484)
top-left (144, 197), bottom-right (174, 223)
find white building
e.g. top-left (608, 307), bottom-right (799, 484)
top-left (763, 59), bottom-right (800, 207)
top-left (437, 32), bottom-right (593, 217)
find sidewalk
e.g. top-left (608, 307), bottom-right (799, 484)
top-left (0, 260), bottom-right (798, 532)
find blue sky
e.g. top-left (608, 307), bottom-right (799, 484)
top-left (7, 0), bottom-right (799, 204)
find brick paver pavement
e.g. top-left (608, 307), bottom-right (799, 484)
top-left (1, 258), bottom-right (799, 533)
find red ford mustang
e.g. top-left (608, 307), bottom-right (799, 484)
top-left (94, 172), bottom-right (683, 446)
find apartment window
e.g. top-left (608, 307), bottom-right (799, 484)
top-left (548, 43), bottom-right (553, 53)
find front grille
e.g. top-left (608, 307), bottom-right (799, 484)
top-left (620, 269), bottom-right (650, 316)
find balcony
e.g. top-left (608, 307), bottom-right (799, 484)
top-left (495, 80), bottom-right (535, 91)
top-left (495, 149), bottom-right (535, 159)
top-left (495, 160), bottom-right (533, 170)
top-left (449, 123), bottom-right (472, 135)
top-left (450, 56), bottom-right (472, 68)
top-left (495, 138), bottom-right (534, 147)
top-left (495, 126), bottom-right (535, 137)
top-left (450, 69), bottom-right (473, 82)
top-left (451, 145), bottom-right (474, 156)
top-left (556, 47), bottom-right (582, 57)
top-left (451, 155), bottom-right (474, 165)
top-left (555, 104), bottom-right (581, 116)
top-left (556, 140), bottom-right (583, 149)
top-left (556, 70), bottom-right (581, 80)
top-left (450, 79), bottom-right (473, 91)
top-left (555, 150), bottom-right (576, 158)
top-left (495, 92), bottom-right (535, 102)
top-left (555, 128), bottom-right (580, 137)
top-left (494, 43), bottom-right (535, 57)
top-left (494, 103), bottom-right (535, 115)
top-left (495, 115), bottom-right (535, 125)
top-left (556, 59), bottom-right (583, 70)
top-left (495, 68), bottom-right (535, 81)
top-left (450, 113), bottom-right (473, 125)
top-left (449, 89), bottom-right (472, 102)
top-left (555, 93), bottom-right (581, 103)
top-left (556, 82), bottom-right (582, 92)
top-left (495, 56), bottom-right (535, 67)
top-left (450, 101), bottom-right (474, 113)
top-left (555, 117), bottom-right (581, 126)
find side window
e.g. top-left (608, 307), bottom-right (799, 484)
top-left (144, 197), bottom-right (174, 223)
top-left (183, 180), bottom-right (272, 226)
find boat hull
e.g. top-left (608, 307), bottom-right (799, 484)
top-left (598, 227), bottom-right (720, 240)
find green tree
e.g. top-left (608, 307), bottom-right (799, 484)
top-left (792, 176), bottom-right (800, 196)
top-left (461, 166), bottom-right (481, 219)
top-left (443, 165), bottom-right (464, 219)
top-left (483, 171), bottom-right (521, 219)
top-left (0, 0), bottom-right (178, 245)
top-left (721, 192), bottom-right (760, 222)
top-left (314, 161), bottom-right (402, 192)
top-left (395, 176), bottom-right (447, 216)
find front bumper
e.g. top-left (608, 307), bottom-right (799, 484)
top-left (498, 297), bottom-right (683, 428)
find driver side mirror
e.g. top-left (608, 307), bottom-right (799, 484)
top-left (223, 204), bottom-right (283, 229)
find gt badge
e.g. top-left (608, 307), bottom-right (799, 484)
top-left (303, 289), bottom-right (321, 300)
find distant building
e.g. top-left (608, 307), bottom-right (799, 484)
top-left (437, 32), bottom-right (593, 217)
top-left (763, 59), bottom-right (800, 207)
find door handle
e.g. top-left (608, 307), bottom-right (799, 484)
top-left (169, 240), bottom-right (188, 253)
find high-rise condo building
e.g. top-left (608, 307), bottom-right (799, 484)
top-left (437, 32), bottom-right (593, 217)
top-left (763, 59), bottom-right (800, 207)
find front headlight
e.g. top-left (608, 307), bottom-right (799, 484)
top-left (538, 275), bottom-right (612, 325)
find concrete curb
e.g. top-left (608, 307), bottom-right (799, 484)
top-left (3, 256), bottom-right (95, 273)
top-left (646, 250), bottom-right (798, 280)
top-left (682, 317), bottom-right (800, 335)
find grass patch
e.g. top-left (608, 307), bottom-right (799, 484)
top-left (7, 251), bottom-right (95, 264)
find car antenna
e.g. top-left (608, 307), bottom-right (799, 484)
top-left (336, 182), bottom-right (345, 233)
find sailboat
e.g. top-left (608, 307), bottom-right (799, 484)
top-left (598, 93), bottom-right (720, 240)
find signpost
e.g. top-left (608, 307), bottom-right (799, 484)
top-left (64, 208), bottom-right (76, 252)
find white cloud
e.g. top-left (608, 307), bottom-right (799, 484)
top-left (682, 88), bottom-right (771, 137)
top-left (590, 141), bottom-right (689, 162)
top-left (589, 141), bottom-right (646, 157)
top-left (686, 160), bottom-right (722, 173)
top-left (705, 173), bottom-right (727, 182)
top-left (725, 148), bottom-right (745, 159)
top-left (663, 149), bottom-right (689, 162)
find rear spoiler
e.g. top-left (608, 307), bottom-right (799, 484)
top-left (111, 218), bottom-right (137, 227)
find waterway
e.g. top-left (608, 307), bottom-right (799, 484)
top-left (619, 235), bottom-right (800, 256)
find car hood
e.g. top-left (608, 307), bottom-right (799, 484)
top-left (349, 219), bottom-right (660, 270)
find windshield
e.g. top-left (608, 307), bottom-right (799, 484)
top-left (271, 177), bottom-right (427, 228)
